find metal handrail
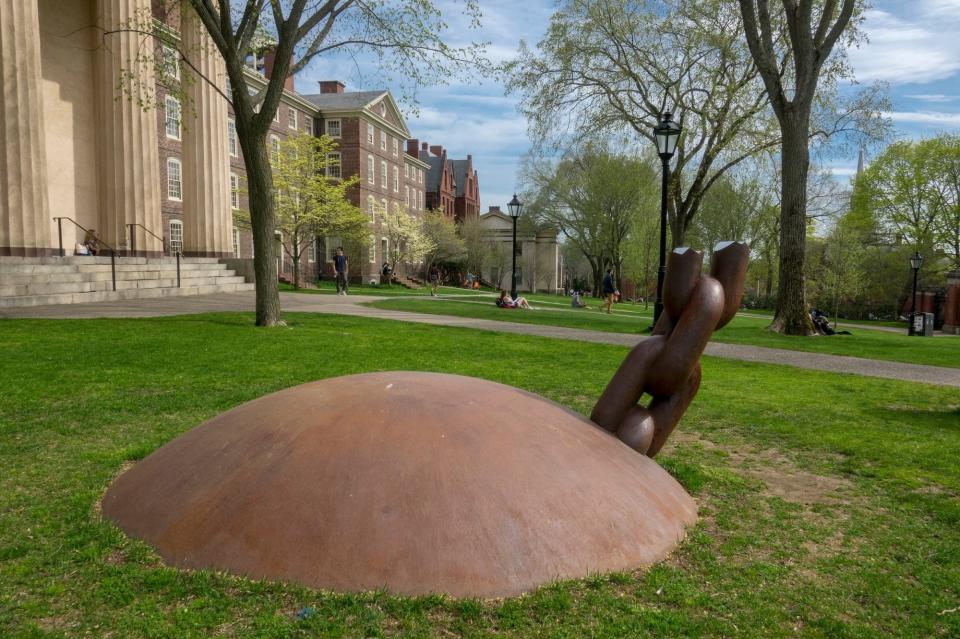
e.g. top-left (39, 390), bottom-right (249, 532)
top-left (125, 223), bottom-right (167, 256)
top-left (52, 217), bottom-right (117, 291)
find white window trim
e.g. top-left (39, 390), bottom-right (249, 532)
top-left (392, 138), bottom-right (399, 157)
top-left (392, 165), bottom-right (399, 192)
top-left (169, 219), bottom-right (183, 253)
top-left (270, 134), bottom-right (280, 164)
top-left (273, 107), bottom-right (280, 123)
top-left (230, 172), bottom-right (240, 209)
top-left (380, 160), bottom-right (387, 188)
top-left (166, 158), bottom-right (182, 201)
top-left (304, 115), bottom-right (313, 134)
top-left (326, 118), bottom-right (341, 138)
top-left (162, 45), bottom-right (180, 82)
top-left (288, 107), bottom-right (297, 129)
top-left (165, 96), bottom-right (181, 140)
top-left (367, 155), bottom-right (375, 184)
top-left (380, 131), bottom-right (387, 151)
top-left (367, 195), bottom-right (376, 220)
top-left (326, 152), bottom-right (341, 180)
top-left (367, 123), bottom-right (374, 145)
top-left (228, 118), bottom-right (238, 157)
top-left (232, 227), bottom-right (241, 258)
top-left (369, 234), bottom-right (378, 263)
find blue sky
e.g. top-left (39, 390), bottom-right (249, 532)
top-left (299, 0), bottom-right (960, 210)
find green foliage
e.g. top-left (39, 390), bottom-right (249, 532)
top-left (423, 210), bottom-right (466, 268)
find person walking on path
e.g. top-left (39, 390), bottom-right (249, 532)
top-left (602, 269), bottom-right (617, 314)
top-left (334, 247), bottom-right (349, 296)
top-left (429, 264), bottom-right (440, 296)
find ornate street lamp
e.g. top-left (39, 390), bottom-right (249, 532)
top-left (909, 251), bottom-right (923, 335)
top-left (508, 194), bottom-right (523, 299)
top-left (652, 112), bottom-right (682, 325)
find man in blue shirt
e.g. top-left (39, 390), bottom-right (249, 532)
top-left (334, 247), bottom-right (348, 295)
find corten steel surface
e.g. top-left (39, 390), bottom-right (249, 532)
top-left (102, 372), bottom-right (697, 598)
top-left (591, 241), bottom-right (750, 457)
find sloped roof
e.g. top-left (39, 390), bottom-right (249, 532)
top-left (451, 159), bottom-right (473, 197)
top-left (425, 156), bottom-right (446, 193)
top-left (300, 90), bottom-right (387, 110)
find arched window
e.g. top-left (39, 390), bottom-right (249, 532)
top-left (169, 219), bottom-right (183, 254)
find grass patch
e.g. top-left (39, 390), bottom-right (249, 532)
top-left (365, 297), bottom-right (960, 368)
top-left (280, 281), bottom-right (491, 297)
top-left (1, 313), bottom-right (959, 637)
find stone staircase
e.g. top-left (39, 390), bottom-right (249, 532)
top-left (0, 256), bottom-right (253, 308)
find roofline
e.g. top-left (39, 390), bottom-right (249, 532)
top-left (404, 154), bottom-right (431, 170)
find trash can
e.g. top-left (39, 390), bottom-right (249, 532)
top-left (913, 312), bottom-right (935, 336)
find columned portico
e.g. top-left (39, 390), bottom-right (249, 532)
top-left (180, 4), bottom-right (232, 258)
top-left (95, 0), bottom-right (163, 255)
top-left (0, 0), bottom-right (53, 256)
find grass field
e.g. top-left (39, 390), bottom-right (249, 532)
top-left (2, 313), bottom-right (959, 637)
top-left (365, 296), bottom-right (960, 368)
top-left (280, 281), bottom-right (492, 297)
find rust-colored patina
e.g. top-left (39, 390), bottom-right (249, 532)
top-left (102, 372), bottom-right (696, 598)
top-left (102, 241), bottom-right (748, 598)
top-left (591, 241), bottom-right (750, 456)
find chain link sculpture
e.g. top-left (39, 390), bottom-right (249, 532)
top-left (591, 241), bottom-right (749, 457)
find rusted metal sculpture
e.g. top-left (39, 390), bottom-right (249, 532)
top-left (592, 241), bottom-right (749, 456)
top-left (100, 241), bottom-right (748, 598)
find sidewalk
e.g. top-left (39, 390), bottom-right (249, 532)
top-left (3, 291), bottom-right (958, 388)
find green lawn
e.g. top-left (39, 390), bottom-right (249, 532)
top-left (2, 313), bottom-right (959, 637)
top-left (365, 297), bottom-right (960, 368)
top-left (280, 281), bottom-right (491, 297)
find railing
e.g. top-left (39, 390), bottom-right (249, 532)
top-left (53, 217), bottom-right (117, 292)
top-left (125, 223), bottom-right (167, 257)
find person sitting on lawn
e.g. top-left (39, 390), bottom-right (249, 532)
top-left (571, 290), bottom-right (589, 308)
top-left (497, 289), bottom-right (532, 310)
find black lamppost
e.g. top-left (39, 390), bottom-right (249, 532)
top-left (909, 251), bottom-right (923, 335)
top-left (652, 112), bottom-right (682, 325)
top-left (508, 194), bottom-right (523, 298)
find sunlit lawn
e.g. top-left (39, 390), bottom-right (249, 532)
top-left (1, 313), bottom-right (959, 637)
top-left (365, 296), bottom-right (960, 368)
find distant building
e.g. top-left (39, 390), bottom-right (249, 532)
top-left (480, 207), bottom-right (560, 293)
top-left (451, 156), bottom-right (480, 223)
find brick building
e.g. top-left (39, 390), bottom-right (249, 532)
top-left (451, 156), bottom-right (480, 223)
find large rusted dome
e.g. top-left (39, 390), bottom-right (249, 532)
top-left (102, 372), bottom-right (696, 598)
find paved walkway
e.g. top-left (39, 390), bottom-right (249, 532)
top-left (3, 291), bottom-right (958, 388)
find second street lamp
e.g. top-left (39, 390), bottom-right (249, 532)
top-left (652, 112), bottom-right (681, 326)
top-left (909, 251), bottom-right (923, 336)
top-left (508, 194), bottom-right (523, 299)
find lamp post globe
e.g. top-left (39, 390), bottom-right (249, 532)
top-left (909, 251), bottom-right (923, 335)
top-left (652, 112), bottom-right (681, 326)
top-left (508, 194), bottom-right (523, 299)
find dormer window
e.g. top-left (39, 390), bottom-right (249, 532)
top-left (380, 102), bottom-right (386, 117)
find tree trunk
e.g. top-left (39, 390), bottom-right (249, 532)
top-left (770, 113), bottom-right (815, 335)
top-left (244, 137), bottom-right (282, 326)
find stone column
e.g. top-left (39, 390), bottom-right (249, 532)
top-left (0, 0), bottom-right (52, 256)
top-left (95, 0), bottom-right (163, 255)
top-left (180, 5), bottom-right (231, 257)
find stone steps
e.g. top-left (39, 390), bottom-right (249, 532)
top-left (0, 256), bottom-right (252, 308)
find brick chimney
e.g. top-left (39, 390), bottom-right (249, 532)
top-left (263, 48), bottom-right (295, 92)
top-left (430, 145), bottom-right (444, 157)
top-left (421, 142), bottom-right (429, 151)
top-left (488, 206), bottom-right (502, 214)
top-left (407, 139), bottom-right (420, 155)
top-left (319, 80), bottom-right (345, 94)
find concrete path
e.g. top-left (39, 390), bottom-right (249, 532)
top-left (3, 291), bottom-right (958, 388)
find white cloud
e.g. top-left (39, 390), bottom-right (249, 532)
top-left (905, 94), bottom-right (960, 103)
top-left (849, 8), bottom-right (960, 84)
top-left (883, 110), bottom-right (960, 126)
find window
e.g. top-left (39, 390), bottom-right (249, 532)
top-left (381, 238), bottom-right (388, 261)
top-left (380, 102), bottom-right (387, 117)
top-left (405, 186), bottom-right (410, 208)
top-left (166, 158), bottom-right (182, 200)
top-left (162, 45), bottom-right (179, 81)
top-left (367, 123), bottom-right (374, 145)
top-left (367, 155), bottom-right (375, 184)
top-left (367, 196), bottom-right (375, 220)
top-left (164, 96), bottom-right (181, 140)
top-left (380, 161), bottom-right (387, 188)
top-left (232, 227), bottom-right (240, 257)
top-left (404, 164), bottom-right (409, 179)
top-left (369, 234), bottom-right (377, 263)
top-left (326, 118), bottom-right (341, 138)
top-left (326, 152), bottom-right (341, 179)
top-left (325, 236), bottom-right (341, 262)
top-left (381, 199), bottom-right (388, 221)
top-left (169, 219), bottom-right (183, 253)
top-left (270, 135), bottom-right (280, 164)
top-left (418, 190), bottom-right (423, 210)
top-left (288, 107), bottom-right (297, 129)
top-left (228, 118), bottom-right (237, 157)
top-left (380, 131), bottom-right (386, 151)
top-left (392, 138), bottom-right (399, 156)
top-left (392, 166), bottom-right (399, 192)
top-left (273, 107), bottom-right (280, 123)
top-left (304, 115), bottom-right (313, 135)
top-left (307, 238), bottom-right (316, 262)
top-left (418, 169), bottom-right (423, 184)
top-left (230, 173), bottom-right (240, 209)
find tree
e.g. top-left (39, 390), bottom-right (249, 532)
top-left (507, 0), bottom-right (783, 247)
top-left (460, 217), bottom-right (487, 281)
top-left (237, 133), bottom-right (365, 289)
top-left (737, 0), bottom-right (861, 334)
top-left (381, 203), bottom-right (433, 276)
top-left (523, 148), bottom-right (657, 295)
top-left (422, 211), bottom-right (466, 274)
top-left (932, 135), bottom-right (960, 269)
top-left (135, 0), bottom-right (484, 326)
